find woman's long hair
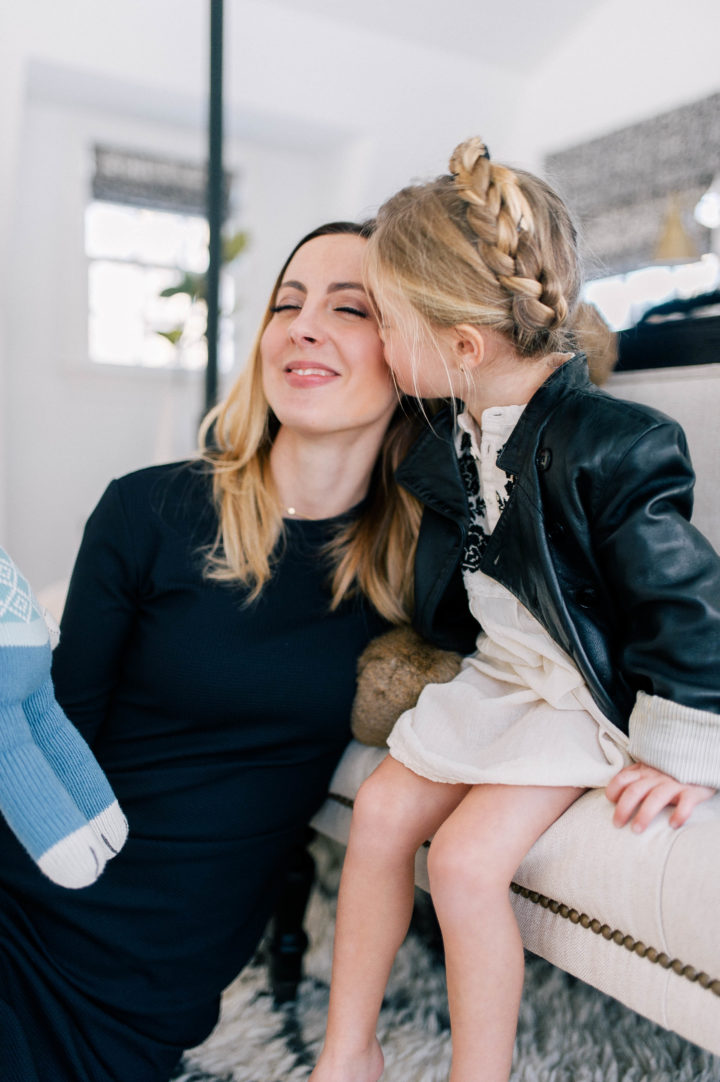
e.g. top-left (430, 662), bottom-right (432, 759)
top-left (198, 221), bottom-right (424, 622)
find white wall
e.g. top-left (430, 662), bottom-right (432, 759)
top-left (0, 29), bottom-right (26, 557)
top-left (1, 1), bottom-right (520, 586)
top-left (510, 0), bottom-right (720, 169)
top-left (1, 0), bottom-right (718, 586)
top-left (6, 86), bottom-right (350, 586)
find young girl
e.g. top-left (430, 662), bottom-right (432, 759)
top-left (308, 140), bottom-right (720, 1082)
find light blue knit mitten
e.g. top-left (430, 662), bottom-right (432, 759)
top-left (0, 546), bottom-right (127, 888)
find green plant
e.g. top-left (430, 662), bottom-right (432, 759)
top-left (156, 228), bottom-right (249, 348)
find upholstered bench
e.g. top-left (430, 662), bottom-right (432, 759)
top-left (311, 363), bottom-right (720, 1058)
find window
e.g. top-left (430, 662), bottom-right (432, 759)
top-left (545, 92), bottom-right (720, 331)
top-left (85, 146), bottom-right (235, 371)
top-left (583, 254), bottom-right (720, 331)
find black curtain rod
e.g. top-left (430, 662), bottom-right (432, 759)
top-left (205, 0), bottom-right (224, 414)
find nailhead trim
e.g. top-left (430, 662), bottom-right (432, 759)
top-left (508, 882), bottom-right (720, 996)
top-left (326, 791), bottom-right (720, 998)
top-left (328, 792), bottom-right (354, 810)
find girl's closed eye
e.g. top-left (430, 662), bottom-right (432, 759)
top-left (334, 304), bottom-right (368, 318)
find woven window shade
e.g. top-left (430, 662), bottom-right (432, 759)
top-left (545, 92), bottom-right (720, 278)
top-left (92, 145), bottom-right (231, 218)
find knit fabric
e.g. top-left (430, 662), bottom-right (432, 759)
top-left (629, 691), bottom-right (720, 787)
top-left (0, 547), bottom-right (125, 886)
top-left (0, 548), bottom-right (48, 648)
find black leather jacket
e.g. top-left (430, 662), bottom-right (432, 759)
top-left (397, 355), bottom-right (720, 784)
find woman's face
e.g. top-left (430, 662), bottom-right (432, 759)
top-left (261, 233), bottom-right (397, 439)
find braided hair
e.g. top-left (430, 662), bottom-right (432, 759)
top-left (366, 137), bottom-right (582, 359)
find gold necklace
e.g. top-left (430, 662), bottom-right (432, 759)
top-left (284, 506), bottom-right (313, 520)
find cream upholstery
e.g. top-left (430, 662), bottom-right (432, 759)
top-left (311, 364), bottom-right (720, 1057)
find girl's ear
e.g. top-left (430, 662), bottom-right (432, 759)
top-left (451, 324), bottom-right (486, 371)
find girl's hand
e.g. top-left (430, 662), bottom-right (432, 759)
top-left (605, 762), bottom-right (716, 833)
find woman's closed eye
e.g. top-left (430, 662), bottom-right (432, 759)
top-left (269, 302), bottom-right (369, 318)
top-left (270, 303), bottom-right (302, 313)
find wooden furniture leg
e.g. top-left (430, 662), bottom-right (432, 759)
top-left (267, 829), bottom-right (316, 1003)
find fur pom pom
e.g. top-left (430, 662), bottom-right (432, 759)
top-left (351, 626), bottom-right (464, 747)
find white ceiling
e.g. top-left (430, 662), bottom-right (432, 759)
top-left (270, 0), bottom-right (611, 70)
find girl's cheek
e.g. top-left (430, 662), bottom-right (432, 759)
top-left (385, 346), bottom-right (403, 374)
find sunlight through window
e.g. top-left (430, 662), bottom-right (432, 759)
top-left (86, 200), bottom-right (235, 371)
top-left (583, 255), bottom-right (720, 331)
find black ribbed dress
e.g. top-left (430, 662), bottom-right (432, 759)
top-left (0, 461), bottom-right (388, 1082)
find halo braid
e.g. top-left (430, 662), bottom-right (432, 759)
top-left (448, 137), bottom-right (573, 348)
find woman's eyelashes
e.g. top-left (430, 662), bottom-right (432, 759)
top-left (270, 300), bottom-right (369, 318)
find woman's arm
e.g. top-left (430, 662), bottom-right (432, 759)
top-left (51, 479), bottom-right (140, 747)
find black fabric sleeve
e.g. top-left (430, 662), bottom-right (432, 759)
top-left (51, 480), bottom-right (141, 747)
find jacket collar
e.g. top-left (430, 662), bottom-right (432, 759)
top-left (396, 354), bottom-right (592, 517)
top-left (395, 404), bottom-right (468, 520)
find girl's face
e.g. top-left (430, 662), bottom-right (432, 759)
top-left (261, 234), bottom-right (397, 439)
top-left (378, 298), bottom-right (460, 400)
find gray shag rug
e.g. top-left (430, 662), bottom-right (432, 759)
top-left (173, 836), bottom-right (720, 1082)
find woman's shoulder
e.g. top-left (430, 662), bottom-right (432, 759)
top-left (113, 458), bottom-right (211, 497)
top-left (108, 459), bottom-right (216, 537)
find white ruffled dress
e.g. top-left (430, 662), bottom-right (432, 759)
top-left (387, 407), bottom-right (633, 787)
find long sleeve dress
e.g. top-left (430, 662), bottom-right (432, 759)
top-left (0, 460), bottom-right (389, 1082)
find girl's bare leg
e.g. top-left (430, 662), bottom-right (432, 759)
top-left (428, 784), bottom-right (584, 1082)
top-left (309, 755), bottom-right (470, 1082)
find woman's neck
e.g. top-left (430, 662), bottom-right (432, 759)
top-left (269, 425), bottom-right (385, 521)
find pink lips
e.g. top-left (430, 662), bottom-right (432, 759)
top-left (284, 362), bottom-right (339, 388)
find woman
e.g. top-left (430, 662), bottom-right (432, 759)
top-left (0, 222), bottom-right (448, 1082)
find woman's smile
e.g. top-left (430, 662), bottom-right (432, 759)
top-left (283, 361), bottom-right (340, 387)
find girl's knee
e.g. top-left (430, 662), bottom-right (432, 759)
top-left (427, 824), bottom-right (511, 910)
top-left (349, 763), bottom-right (428, 854)
top-left (350, 770), bottom-right (404, 845)
top-left (427, 830), bottom-right (469, 901)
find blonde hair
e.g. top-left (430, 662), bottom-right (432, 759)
top-left (570, 300), bottom-right (618, 386)
top-left (366, 137), bottom-right (582, 360)
top-left (198, 222), bottom-right (423, 623)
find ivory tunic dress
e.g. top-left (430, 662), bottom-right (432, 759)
top-left (387, 407), bottom-right (633, 787)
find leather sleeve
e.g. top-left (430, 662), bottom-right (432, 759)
top-left (591, 418), bottom-right (720, 782)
